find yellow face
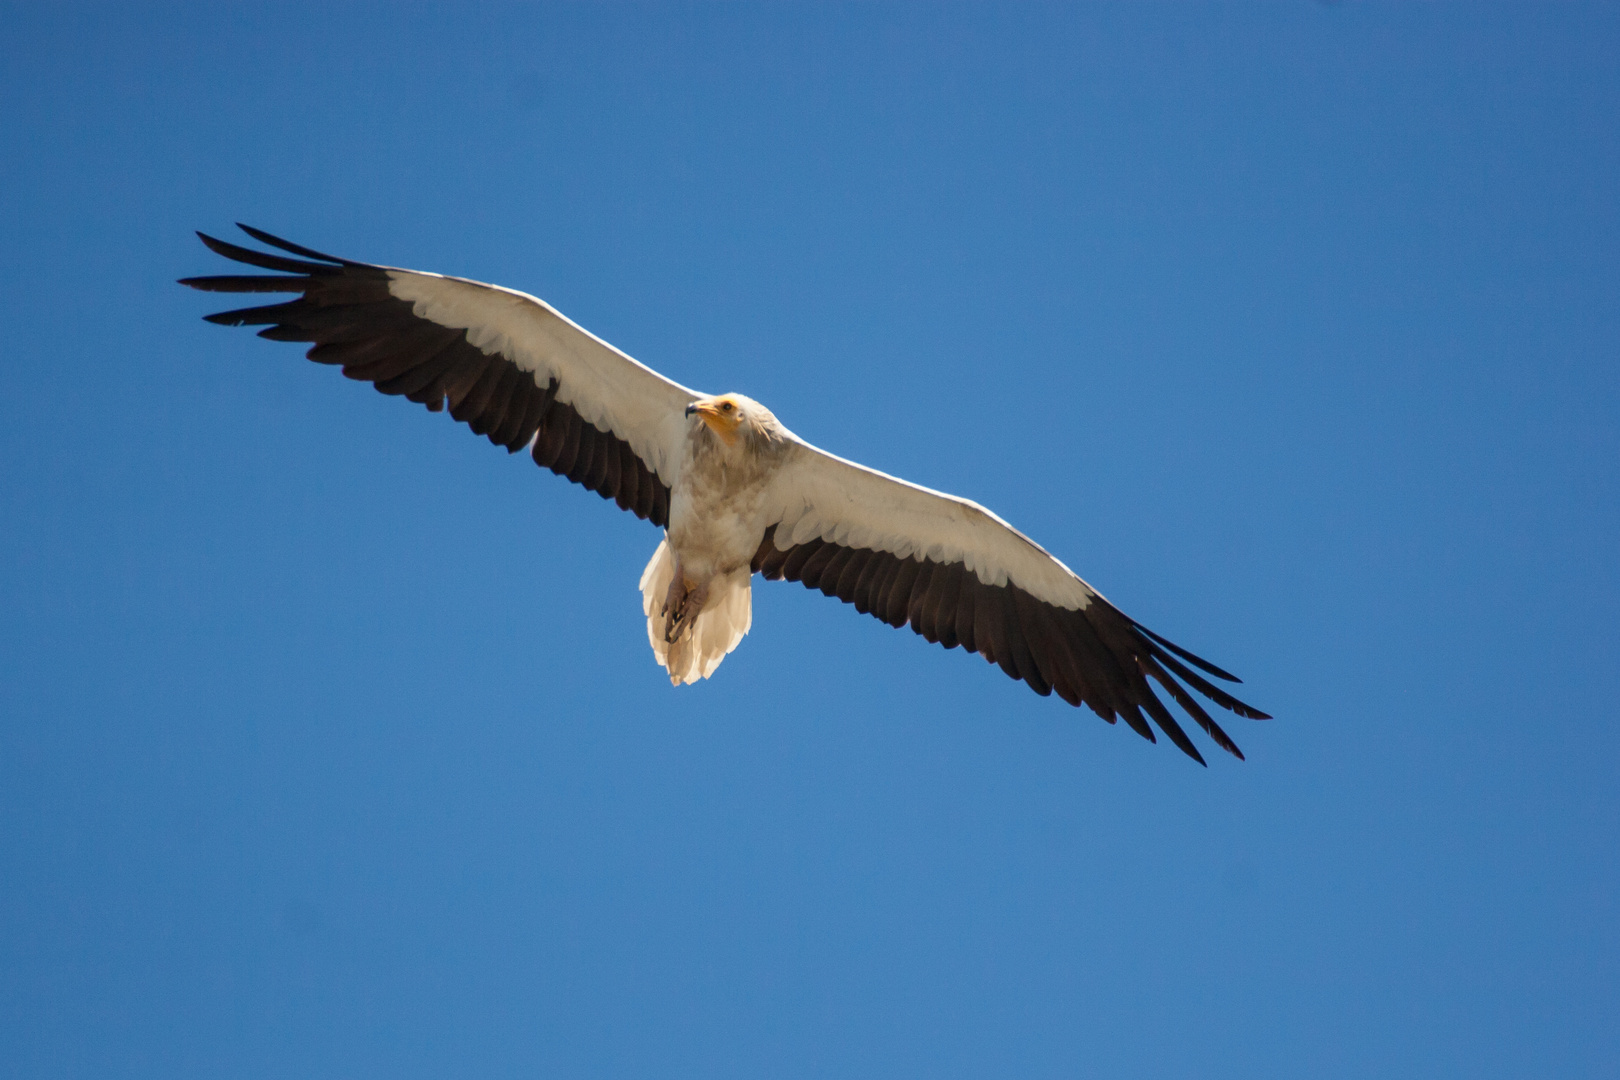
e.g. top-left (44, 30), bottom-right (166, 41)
top-left (687, 394), bottom-right (745, 445)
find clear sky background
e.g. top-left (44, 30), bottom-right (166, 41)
top-left (2, 3), bottom-right (1617, 1077)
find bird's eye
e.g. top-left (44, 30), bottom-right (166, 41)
top-left (721, 402), bottom-right (733, 412)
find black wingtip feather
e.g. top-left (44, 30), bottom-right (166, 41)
top-left (1142, 656), bottom-right (1245, 760)
top-left (1117, 702), bottom-right (1157, 744)
top-left (200, 299), bottom-right (305, 327)
top-left (203, 307), bottom-right (267, 326)
top-left (1147, 641), bottom-right (1272, 720)
top-left (179, 273), bottom-right (310, 293)
top-left (1130, 619), bottom-right (1243, 683)
top-left (1138, 692), bottom-right (1208, 766)
top-left (235, 223), bottom-right (349, 264)
top-left (195, 231), bottom-right (332, 275)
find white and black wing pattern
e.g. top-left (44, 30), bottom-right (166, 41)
top-left (754, 441), bottom-right (1269, 763)
top-left (180, 225), bottom-right (698, 525)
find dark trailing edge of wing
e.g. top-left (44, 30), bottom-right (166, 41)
top-left (752, 526), bottom-right (1270, 763)
top-left (179, 225), bottom-right (672, 527)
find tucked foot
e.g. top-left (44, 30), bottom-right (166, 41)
top-left (663, 577), bottom-right (708, 645)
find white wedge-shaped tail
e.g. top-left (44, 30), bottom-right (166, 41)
top-left (639, 538), bottom-right (753, 685)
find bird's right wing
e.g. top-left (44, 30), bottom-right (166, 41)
top-left (753, 438), bottom-right (1269, 764)
top-left (180, 224), bottom-right (700, 526)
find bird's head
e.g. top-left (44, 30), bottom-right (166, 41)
top-left (685, 393), bottom-right (776, 448)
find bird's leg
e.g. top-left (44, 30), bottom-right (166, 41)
top-left (663, 573), bottom-right (709, 644)
top-left (663, 582), bottom-right (682, 641)
top-left (661, 559), bottom-right (685, 631)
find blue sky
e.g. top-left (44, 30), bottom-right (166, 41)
top-left (2, 3), bottom-right (1617, 1077)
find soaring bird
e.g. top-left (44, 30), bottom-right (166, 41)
top-left (182, 225), bottom-right (1269, 764)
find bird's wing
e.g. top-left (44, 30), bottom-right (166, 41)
top-left (180, 225), bottom-right (698, 525)
top-left (755, 439), bottom-right (1269, 763)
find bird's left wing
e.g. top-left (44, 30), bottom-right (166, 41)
top-left (754, 438), bottom-right (1269, 763)
top-left (180, 225), bottom-right (699, 525)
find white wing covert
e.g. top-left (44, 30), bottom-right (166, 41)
top-left (763, 443), bottom-right (1096, 610)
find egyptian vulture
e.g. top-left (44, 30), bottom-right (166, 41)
top-left (182, 225), bottom-right (1269, 764)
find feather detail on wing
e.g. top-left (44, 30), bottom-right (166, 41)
top-left (754, 441), bottom-right (1270, 764)
top-left (179, 225), bottom-right (696, 525)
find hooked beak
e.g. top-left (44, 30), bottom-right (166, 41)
top-left (685, 399), bottom-right (738, 445)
